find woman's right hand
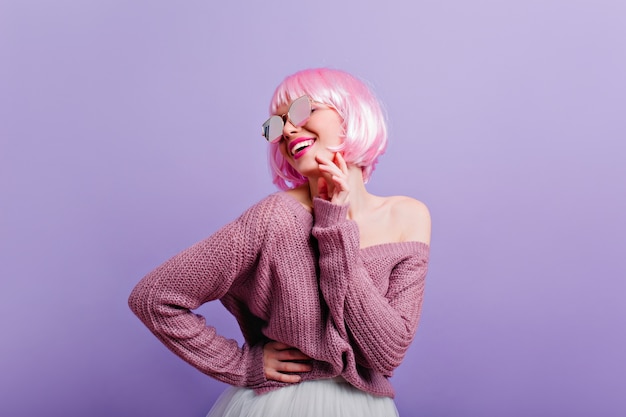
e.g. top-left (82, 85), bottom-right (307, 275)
top-left (263, 341), bottom-right (312, 383)
top-left (316, 152), bottom-right (351, 206)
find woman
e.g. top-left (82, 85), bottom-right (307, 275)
top-left (128, 68), bottom-right (431, 416)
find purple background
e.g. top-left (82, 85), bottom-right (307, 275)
top-left (2, 1), bottom-right (625, 416)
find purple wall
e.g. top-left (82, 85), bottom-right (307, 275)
top-left (2, 1), bottom-right (625, 416)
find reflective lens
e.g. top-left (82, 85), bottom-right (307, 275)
top-left (261, 96), bottom-right (312, 143)
top-left (288, 96), bottom-right (311, 127)
top-left (262, 115), bottom-right (284, 143)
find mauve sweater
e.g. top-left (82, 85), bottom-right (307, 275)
top-left (128, 192), bottom-right (429, 398)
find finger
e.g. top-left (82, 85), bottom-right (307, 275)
top-left (264, 357), bottom-right (312, 382)
top-left (265, 341), bottom-right (312, 361)
top-left (315, 155), bottom-right (340, 174)
top-left (334, 152), bottom-right (349, 174)
top-left (316, 155), bottom-right (338, 169)
top-left (276, 360), bottom-right (313, 373)
top-left (276, 348), bottom-right (312, 361)
top-left (267, 341), bottom-right (292, 351)
top-left (318, 155), bottom-right (347, 179)
top-left (317, 164), bottom-right (342, 177)
top-left (266, 355), bottom-right (312, 373)
top-left (331, 175), bottom-right (348, 192)
top-left (265, 369), bottom-right (302, 383)
top-left (317, 166), bottom-right (344, 191)
top-left (315, 154), bottom-right (334, 165)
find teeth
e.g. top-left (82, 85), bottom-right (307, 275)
top-left (291, 139), bottom-right (314, 155)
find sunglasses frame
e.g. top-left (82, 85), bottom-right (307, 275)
top-left (262, 95), bottom-right (313, 143)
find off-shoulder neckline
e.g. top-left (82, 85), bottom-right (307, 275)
top-left (273, 192), bottom-right (430, 252)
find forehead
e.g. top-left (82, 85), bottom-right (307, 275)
top-left (272, 94), bottom-right (307, 115)
top-left (271, 80), bottom-right (315, 113)
top-left (273, 101), bottom-right (290, 115)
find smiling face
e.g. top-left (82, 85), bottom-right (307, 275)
top-left (266, 68), bottom-right (388, 190)
top-left (273, 99), bottom-right (344, 179)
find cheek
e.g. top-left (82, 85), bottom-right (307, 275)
top-left (323, 124), bottom-right (345, 146)
top-left (322, 114), bottom-right (345, 143)
top-left (310, 119), bottom-right (342, 140)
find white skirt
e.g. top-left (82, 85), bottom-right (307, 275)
top-left (206, 377), bottom-right (399, 417)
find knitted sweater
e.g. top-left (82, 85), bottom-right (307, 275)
top-left (128, 192), bottom-right (429, 398)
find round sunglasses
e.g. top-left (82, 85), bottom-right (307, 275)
top-left (261, 95), bottom-right (313, 143)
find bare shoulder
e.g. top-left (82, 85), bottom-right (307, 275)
top-left (387, 196), bottom-right (431, 245)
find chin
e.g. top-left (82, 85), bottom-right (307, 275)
top-left (293, 161), bottom-right (320, 179)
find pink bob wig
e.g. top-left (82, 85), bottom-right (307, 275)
top-left (267, 68), bottom-right (388, 190)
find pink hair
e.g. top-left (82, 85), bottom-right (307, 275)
top-left (266, 68), bottom-right (388, 190)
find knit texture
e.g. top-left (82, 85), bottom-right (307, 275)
top-left (128, 192), bottom-right (429, 398)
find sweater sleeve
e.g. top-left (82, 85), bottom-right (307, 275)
top-left (312, 197), bottom-right (429, 376)
top-left (128, 199), bottom-right (275, 389)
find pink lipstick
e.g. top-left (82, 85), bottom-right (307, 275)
top-left (289, 137), bottom-right (316, 160)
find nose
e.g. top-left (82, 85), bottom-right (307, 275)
top-left (282, 117), bottom-right (299, 139)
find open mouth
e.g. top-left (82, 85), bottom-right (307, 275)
top-left (289, 138), bottom-right (316, 156)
